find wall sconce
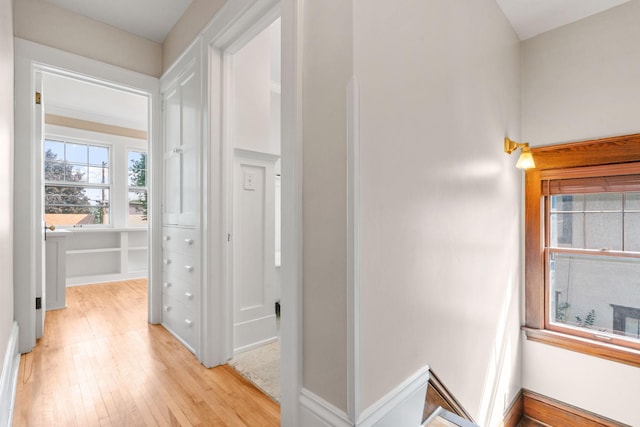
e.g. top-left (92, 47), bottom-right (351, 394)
top-left (504, 137), bottom-right (535, 169)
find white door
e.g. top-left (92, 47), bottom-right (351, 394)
top-left (35, 72), bottom-right (46, 339)
top-left (232, 151), bottom-right (279, 352)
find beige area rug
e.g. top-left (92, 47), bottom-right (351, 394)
top-left (229, 340), bottom-right (281, 402)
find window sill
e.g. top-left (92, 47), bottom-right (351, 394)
top-left (523, 327), bottom-right (640, 368)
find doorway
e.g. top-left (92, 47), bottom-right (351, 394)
top-left (225, 17), bottom-right (282, 402)
top-left (40, 72), bottom-right (150, 288)
top-left (13, 39), bottom-right (161, 354)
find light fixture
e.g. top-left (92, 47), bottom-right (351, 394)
top-left (504, 137), bottom-right (535, 169)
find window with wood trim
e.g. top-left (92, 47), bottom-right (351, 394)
top-left (524, 134), bottom-right (640, 367)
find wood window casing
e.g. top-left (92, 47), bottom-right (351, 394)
top-left (524, 133), bottom-right (640, 367)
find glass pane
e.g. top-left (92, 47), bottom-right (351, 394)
top-left (625, 317), bottom-right (640, 338)
top-left (585, 213), bottom-right (622, 250)
top-left (550, 212), bottom-right (584, 248)
top-left (551, 194), bottom-right (584, 212)
top-left (66, 164), bottom-right (88, 182)
top-left (65, 143), bottom-right (87, 163)
top-left (88, 166), bottom-right (109, 184)
top-left (44, 185), bottom-right (110, 225)
top-left (44, 140), bottom-right (64, 161)
top-left (626, 192), bottom-right (640, 211)
top-left (128, 151), bottom-right (146, 187)
top-left (44, 161), bottom-right (67, 182)
top-left (128, 190), bottom-right (147, 224)
top-left (625, 212), bottom-right (640, 252)
top-left (585, 193), bottom-right (622, 211)
top-left (549, 252), bottom-right (640, 343)
top-left (89, 146), bottom-right (109, 166)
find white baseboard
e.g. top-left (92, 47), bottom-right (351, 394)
top-left (0, 322), bottom-right (20, 427)
top-left (299, 365), bottom-right (430, 427)
top-left (356, 365), bottom-right (430, 427)
top-left (299, 388), bottom-right (352, 427)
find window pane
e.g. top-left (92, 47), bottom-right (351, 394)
top-left (585, 192), bottom-right (623, 211)
top-left (89, 146), bottom-right (109, 166)
top-left (625, 212), bottom-right (640, 251)
top-left (66, 164), bottom-right (88, 182)
top-left (550, 212), bottom-right (584, 248)
top-left (128, 151), bottom-right (146, 187)
top-left (44, 185), bottom-right (110, 225)
top-left (585, 212), bottom-right (622, 250)
top-left (44, 161), bottom-right (67, 181)
top-left (128, 190), bottom-right (147, 224)
top-left (551, 194), bottom-right (584, 212)
top-left (625, 192), bottom-right (640, 210)
top-left (88, 166), bottom-right (109, 184)
top-left (65, 143), bottom-right (87, 163)
top-left (549, 252), bottom-right (640, 344)
top-left (44, 140), bottom-right (64, 161)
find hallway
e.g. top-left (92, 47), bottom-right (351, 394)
top-left (13, 280), bottom-right (280, 426)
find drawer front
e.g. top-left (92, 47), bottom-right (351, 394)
top-left (161, 227), bottom-right (198, 257)
top-left (161, 251), bottom-right (198, 285)
top-left (162, 295), bottom-right (198, 350)
top-left (162, 274), bottom-right (198, 309)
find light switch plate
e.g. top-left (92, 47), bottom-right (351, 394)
top-left (244, 171), bottom-right (256, 190)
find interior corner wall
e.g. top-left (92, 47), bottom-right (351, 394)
top-left (353, 0), bottom-right (522, 424)
top-left (302, 0), bottom-right (352, 412)
top-left (0, 0), bottom-right (14, 374)
top-left (232, 25), bottom-right (275, 154)
top-left (162, 0), bottom-right (226, 73)
top-left (13, 0), bottom-right (162, 77)
top-left (522, 0), bottom-right (640, 147)
top-left (521, 1), bottom-right (640, 425)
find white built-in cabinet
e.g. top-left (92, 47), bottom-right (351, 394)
top-left (64, 229), bottom-right (148, 286)
top-left (161, 41), bottom-right (202, 354)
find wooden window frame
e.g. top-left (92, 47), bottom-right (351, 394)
top-left (524, 133), bottom-right (640, 367)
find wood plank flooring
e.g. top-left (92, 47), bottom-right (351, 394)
top-left (13, 279), bottom-right (280, 427)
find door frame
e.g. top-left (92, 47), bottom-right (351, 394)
top-left (14, 38), bottom-right (162, 354)
top-left (200, 0), bottom-right (303, 424)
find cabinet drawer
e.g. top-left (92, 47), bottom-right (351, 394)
top-left (162, 276), bottom-right (198, 309)
top-left (161, 251), bottom-right (198, 284)
top-left (161, 227), bottom-right (198, 256)
top-left (162, 296), bottom-right (198, 351)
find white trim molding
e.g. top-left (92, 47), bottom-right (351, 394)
top-left (356, 365), bottom-right (430, 427)
top-left (347, 77), bottom-right (361, 421)
top-left (300, 388), bottom-right (352, 427)
top-left (300, 367), bottom-right (430, 427)
top-left (0, 322), bottom-right (20, 427)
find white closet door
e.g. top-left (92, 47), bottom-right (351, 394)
top-left (233, 149), bottom-right (279, 352)
top-left (163, 87), bottom-right (181, 225)
top-left (162, 61), bottom-right (200, 227)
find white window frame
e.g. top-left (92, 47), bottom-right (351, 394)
top-left (45, 125), bottom-right (148, 229)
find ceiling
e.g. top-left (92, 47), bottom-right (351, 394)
top-left (43, 0), bottom-right (192, 43)
top-left (43, 0), bottom-right (629, 44)
top-left (43, 73), bottom-right (148, 132)
top-left (496, 0), bottom-right (630, 40)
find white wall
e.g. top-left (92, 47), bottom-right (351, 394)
top-left (522, 0), bottom-right (640, 146)
top-left (521, 1), bottom-right (640, 425)
top-left (353, 1), bottom-right (522, 424)
top-left (0, 0), bottom-right (14, 376)
top-left (232, 24), bottom-right (277, 155)
top-left (302, 0), bottom-right (352, 412)
top-left (162, 0), bottom-right (226, 73)
top-left (14, 0), bottom-right (162, 77)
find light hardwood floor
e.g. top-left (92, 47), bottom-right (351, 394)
top-left (13, 279), bottom-right (280, 426)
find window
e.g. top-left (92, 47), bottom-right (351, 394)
top-left (128, 150), bottom-right (147, 225)
top-left (44, 139), bottom-right (110, 226)
top-left (524, 134), bottom-right (640, 367)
